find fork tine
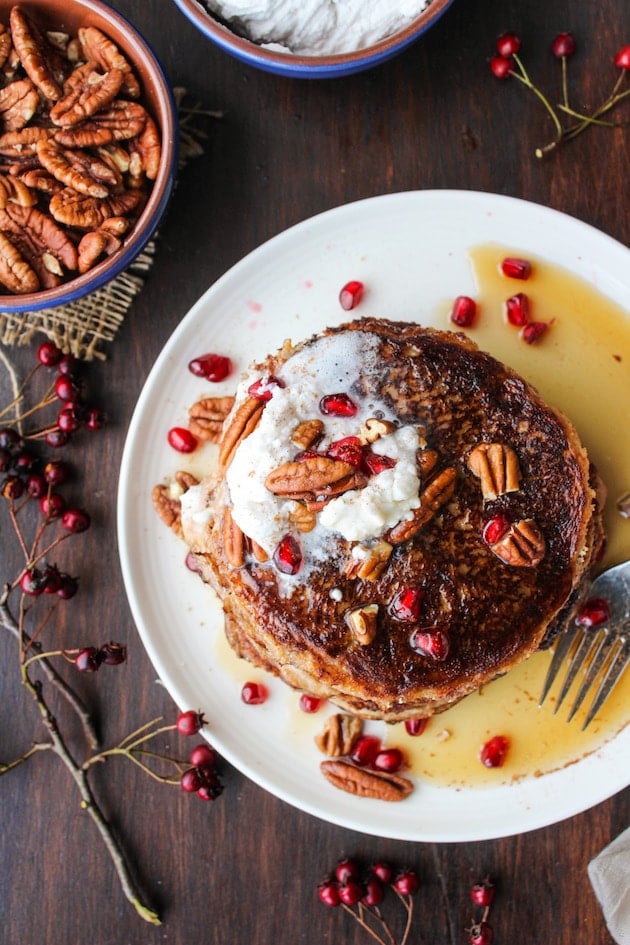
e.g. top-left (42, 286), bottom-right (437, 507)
top-left (565, 628), bottom-right (609, 722)
top-left (539, 627), bottom-right (580, 706)
top-left (580, 639), bottom-right (629, 731)
top-left (551, 628), bottom-right (592, 713)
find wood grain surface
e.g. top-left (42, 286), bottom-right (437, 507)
top-left (1, 1), bottom-right (628, 943)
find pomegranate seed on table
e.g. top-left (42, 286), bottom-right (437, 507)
top-left (482, 513), bottom-right (511, 545)
top-left (496, 32), bottom-right (521, 57)
top-left (575, 596), bottom-right (610, 628)
top-left (241, 681), bottom-right (268, 705)
top-left (500, 256), bottom-right (532, 280)
top-left (410, 628), bottom-right (451, 661)
top-left (339, 280), bottom-right (364, 311)
top-left (521, 321), bottom-right (551, 344)
top-left (188, 352), bottom-right (232, 381)
top-left (404, 717), bottom-right (429, 736)
top-left (319, 392), bottom-right (358, 417)
top-left (167, 426), bottom-right (198, 453)
top-left (480, 734), bottom-right (509, 768)
top-left (450, 295), bottom-right (477, 327)
top-left (247, 375), bottom-right (285, 400)
top-left (505, 292), bottom-right (530, 326)
top-left (389, 587), bottom-right (423, 622)
top-left (273, 534), bottom-right (303, 574)
top-left (552, 32), bottom-right (577, 58)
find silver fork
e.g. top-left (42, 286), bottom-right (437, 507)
top-left (539, 559), bottom-right (630, 730)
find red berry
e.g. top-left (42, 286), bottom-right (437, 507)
top-left (614, 45), bottom-right (630, 70)
top-left (197, 778), bottom-right (223, 801)
top-left (371, 862), bottom-right (394, 884)
top-left (2, 475), bottom-right (24, 500)
top-left (299, 693), bottom-right (323, 713)
top-left (57, 405), bottom-right (82, 434)
top-left (188, 352), bottom-right (233, 382)
top-left (318, 882), bottom-right (341, 907)
top-left (44, 460), bottom-right (71, 485)
top-left (241, 681), bottom-right (268, 705)
top-left (505, 292), bottom-right (530, 326)
top-left (56, 354), bottom-right (76, 376)
top-left (273, 534), bottom-right (302, 575)
top-left (482, 513), bottom-right (511, 546)
top-left (469, 921), bottom-right (494, 945)
top-left (404, 717), bottom-right (428, 736)
top-left (84, 407), bottom-right (106, 431)
top-left (521, 321), bottom-right (551, 344)
top-left (54, 375), bottom-right (80, 402)
top-left (349, 734), bottom-right (381, 767)
top-left (339, 280), bottom-right (364, 311)
top-left (20, 568), bottom-right (46, 596)
top-left (373, 747), bottom-right (404, 774)
top-left (0, 427), bottom-right (22, 451)
top-left (575, 596), bottom-right (610, 628)
top-left (552, 32), bottom-right (576, 58)
top-left (480, 734), bottom-right (510, 768)
top-left (389, 587), bottom-right (423, 622)
top-left (176, 709), bottom-right (205, 736)
top-left (0, 447), bottom-right (10, 472)
top-left (490, 54), bottom-right (513, 78)
top-left (57, 573), bottom-right (78, 599)
top-left (181, 767), bottom-right (203, 793)
top-left (410, 628), bottom-right (451, 661)
top-left (471, 879), bottom-right (495, 908)
top-left (335, 858), bottom-right (360, 884)
top-left (45, 429), bottom-right (69, 449)
top-left (500, 256), bottom-right (532, 280)
top-left (40, 493), bottom-right (66, 518)
top-left (37, 341), bottom-right (63, 366)
top-left (338, 880), bottom-right (364, 906)
top-left (189, 743), bottom-right (217, 767)
top-left (98, 642), bottom-right (126, 665)
top-left (362, 450), bottom-right (396, 476)
top-left (167, 426), bottom-right (198, 453)
top-left (26, 474), bottom-right (46, 499)
top-left (62, 508), bottom-right (91, 533)
top-left (75, 647), bottom-right (102, 672)
top-left (362, 878), bottom-right (384, 907)
top-left (393, 870), bottom-right (420, 896)
top-left (247, 375), bottom-right (285, 401)
top-left (319, 392), bottom-right (358, 417)
top-left (496, 32), bottom-right (521, 57)
top-left (41, 565), bottom-right (62, 594)
top-left (450, 295), bottom-right (477, 327)
top-left (327, 436), bottom-right (363, 467)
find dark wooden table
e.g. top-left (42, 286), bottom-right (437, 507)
top-left (1, 1), bottom-right (629, 942)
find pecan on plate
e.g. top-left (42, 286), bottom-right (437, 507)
top-left (218, 397), bottom-right (265, 469)
top-left (188, 395), bottom-right (235, 443)
top-left (0, 77), bottom-right (38, 131)
top-left (387, 467), bottom-right (457, 544)
top-left (0, 229), bottom-right (38, 293)
top-left (489, 518), bottom-right (546, 567)
top-left (78, 26), bottom-right (141, 99)
top-left (152, 483), bottom-right (182, 536)
top-left (320, 760), bottom-right (414, 802)
top-left (314, 713), bottom-right (363, 757)
top-left (223, 507), bottom-right (245, 568)
top-left (288, 501), bottom-right (316, 533)
top-left (467, 442), bottom-right (521, 501)
top-left (265, 456), bottom-right (355, 500)
top-left (9, 5), bottom-right (67, 101)
top-left (357, 417), bottom-right (396, 445)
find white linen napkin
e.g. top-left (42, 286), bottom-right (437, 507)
top-left (588, 826), bottom-right (630, 945)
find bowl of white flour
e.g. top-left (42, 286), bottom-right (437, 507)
top-left (171, 0), bottom-right (456, 77)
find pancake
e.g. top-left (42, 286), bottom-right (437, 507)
top-left (176, 318), bottom-right (604, 721)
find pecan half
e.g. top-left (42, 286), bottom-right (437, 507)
top-left (223, 507), bottom-right (245, 568)
top-left (290, 418), bottom-right (324, 450)
top-left (320, 760), bottom-right (414, 801)
top-left (37, 139), bottom-right (119, 198)
top-left (467, 442), bottom-right (521, 501)
top-left (288, 501), bottom-right (317, 533)
top-left (416, 447), bottom-right (438, 479)
top-left (10, 6), bottom-right (66, 101)
top-left (345, 603), bottom-right (379, 645)
top-left (0, 77), bottom-right (38, 131)
top-left (489, 518), bottom-right (546, 567)
top-left (0, 126), bottom-right (53, 158)
top-left (53, 100), bottom-right (149, 148)
top-left (49, 63), bottom-right (124, 128)
top-left (0, 229), bottom-right (38, 293)
top-left (0, 22), bottom-right (11, 70)
top-left (218, 397), bottom-right (265, 469)
top-left (343, 539), bottom-right (393, 581)
top-left (0, 172), bottom-right (37, 209)
top-left (0, 204), bottom-right (78, 288)
top-left (77, 228), bottom-right (121, 273)
top-left (265, 456), bottom-right (355, 499)
top-left (387, 467), bottom-right (457, 544)
top-left (151, 483), bottom-right (182, 537)
top-left (314, 713), bottom-right (363, 757)
top-left (78, 26), bottom-right (141, 99)
top-left (48, 187), bottom-right (143, 229)
top-left (188, 395), bottom-right (235, 443)
top-left (358, 417), bottom-right (396, 445)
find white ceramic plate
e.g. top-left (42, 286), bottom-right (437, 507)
top-left (118, 191), bottom-right (630, 841)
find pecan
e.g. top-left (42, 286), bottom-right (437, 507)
top-left (320, 760), bottom-right (414, 802)
top-left (416, 447), bottom-right (438, 479)
top-left (290, 418), bottom-right (324, 449)
top-left (0, 173), bottom-right (36, 209)
top-left (223, 507), bottom-right (245, 568)
top-left (0, 22), bottom-right (11, 70)
top-left (0, 204), bottom-right (78, 288)
top-left (265, 456), bottom-right (355, 498)
top-left (358, 417), bottom-right (396, 445)
top-left (37, 138), bottom-right (120, 198)
top-left (50, 63), bottom-right (125, 128)
top-left (0, 77), bottom-right (38, 131)
top-left (53, 100), bottom-right (149, 149)
top-left (130, 113), bottom-right (161, 181)
top-left (218, 397), bottom-right (265, 469)
top-left (78, 26), bottom-right (141, 99)
top-left (175, 470), bottom-right (199, 492)
top-left (14, 168), bottom-right (63, 195)
top-left (489, 518), bottom-right (546, 567)
top-left (467, 442), bottom-right (521, 500)
top-left (343, 539), bottom-right (393, 581)
top-left (10, 6), bottom-right (67, 101)
top-left (314, 713), bottom-right (363, 757)
top-left (245, 536), bottom-right (269, 563)
top-left (288, 502), bottom-right (317, 533)
top-left (387, 467), bottom-right (457, 544)
top-left (345, 603), bottom-right (379, 645)
top-left (0, 229), bottom-right (38, 293)
top-left (151, 483), bottom-right (182, 537)
top-left (77, 228), bottom-right (121, 273)
top-left (48, 187), bottom-right (144, 229)
top-left (188, 395), bottom-right (235, 443)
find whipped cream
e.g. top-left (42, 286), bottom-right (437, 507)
top-left (203, 0), bottom-right (432, 56)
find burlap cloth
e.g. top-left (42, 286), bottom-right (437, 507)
top-left (0, 91), bottom-right (217, 361)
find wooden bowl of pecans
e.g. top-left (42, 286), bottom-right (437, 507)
top-left (0, 0), bottom-right (177, 311)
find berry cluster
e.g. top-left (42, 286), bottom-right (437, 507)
top-left (35, 342), bottom-right (106, 446)
top-left (175, 712), bottom-right (224, 801)
top-left (467, 878), bottom-right (496, 945)
top-left (74, 642), bottom-right (127, 672)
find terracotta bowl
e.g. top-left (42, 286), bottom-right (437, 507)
top-left (0, 0), bottom-right (177, 313)
top-left (171, 0), bottom-right (456, 79)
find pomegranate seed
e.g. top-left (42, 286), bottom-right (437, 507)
top-left (40, 493), bottom-right (66, 518)
top-left (362, 878), bottom-right (384, 907)
top-left (44, 460), bottom-right (71, 485)
top-left (2, 475), bottom-right (24, 500)
top-left (349, 734), bottom-right (381, 767)
top-left (371, 862), bottom-right (394, 884)
top-left (410, 628), bottom-right (451, 661)
top-left (241, 681), bottom-right (268, 705)
top-left (362, 451), bottom-right (396, 476)
top-left (335, 858), bottom-right (360, 884)
top-left (339, 280), bottom-right (364, 311)
top-left (189, 743), bottom-right (216, 767)
top-left (490, 54), bottom-right (513, 78)
top-left (188, 352), bottom-right (233, 382)
top-left (176, 710), bottom-right (205, 736)
top-left (167, 426), bottom-right (198, 453)
top-left (505, 292), bottom-right (530, 326)
top-left (389, 587), bottom-right (423, 622)
top-left (482, 513), bottom-right (511, 546)
top-left (496, 32), bottom-right (521, 57)
top-left (54, 375), bottom-right (79, 402)
top-left (614, 45), bottom-right (630, 70)
top-left (471, 879), bottom-right (495, 908)
top-left (45, 429), bottom-right (69, 448)
top-left (75, 647), bottom-right (102, 672)
top-left (181, 768), bottom-right (203, 794)
top-left (319, 392), bottom-right (358, 417)
top-left (480, 734), bottom-right (510, 768)
top-left (521, 320), bottom-right (551, 344)
top-left (20, 568), bottom-right (45, 596)
top-left (500, 256), bottom-right (532, 280)
top-left (393, 870), bottom-right (420, 896)
top-left (469, 921), bottom-right (494, 945)
top-left (318, 882), bottom-right (341, 907)
top-left (247, 375), bottom-right (285, 401)
top-left (338, 880), bottom-right (364, 906)
top-left (57, 574), bottom-right (78, 599)
top-left (185, 550), bottom-right (202, 573)
top-left (61, 508), bottom-right (91, 533)
top-left (273, 534), bottom-right (302, 575)
top-left (450, 295), bottom-right (477, 327)
top-left (404, 717), bottom-right (428, 736)
top-left (552, 32), bottom-right (576, 58)
top-left (373, 747), bottom-right (404, 773)
top-left (99, 642), bottom-right (127, 665)
top-left (299, 693), bottom-right (323, 713)
top-left (37, 341), bottom-right (63, 366)
top-left (575, 596), bottom-right (610, 628)
top-left (327, 436), bottom-right (363, 467)
top-left (26, 473), bottom-right (47, 498)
